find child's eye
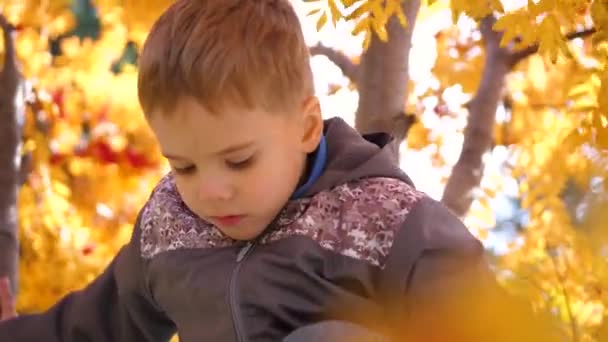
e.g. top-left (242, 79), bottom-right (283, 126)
top-left (226, 156), bottom-right (254, 170)
top-left (173, 165), bottom-right (196, 175)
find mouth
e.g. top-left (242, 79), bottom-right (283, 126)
top-left (210, 215), bottom-right (246, 226)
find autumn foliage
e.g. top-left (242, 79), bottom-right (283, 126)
top-left (0, 0), bottom-right (607, 340)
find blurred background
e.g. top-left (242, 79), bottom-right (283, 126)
top-left (0, 0), bottom-right (606, 340)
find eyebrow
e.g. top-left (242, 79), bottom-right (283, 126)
top-left (163, 141), bottom-right (256, 160)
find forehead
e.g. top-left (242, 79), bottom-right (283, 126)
top-left (147, 97), bottom-right (295, 154)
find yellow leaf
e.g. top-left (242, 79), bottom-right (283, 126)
top-left (492, 14), bottom-right (513, 32)
top-left (52, 180), bottom-right (71, 197)
top-left (596, 126), bottom-right (608, 148)
top-left (558, 38), bottom-right (572, 59)
top-left (306, 8), bottom-right (322, 16)
top-left (451, 9), bottom-right (461, 24)
top-left (495, 12), bottom-right (536, 49)
top-left (48, 10), bottom-right (76, 37)
top-left (537, 14), bottom-right (567, 64)
top-left (562, 128), bottom-right (588, 148)
top-left (385, 0), bottom-right (397, 17)
top-left (316, 12), bottom-right (328, 31)
top-left (406, 122), bottom-right (430, 150)
top-left (568, 82), bottom-right (594, 100)
top-left (518, 22), bottom-right (538, 49)
top-left (60, 36), bottom-right (82, 59)
top-left (493, 15), bottom-right (520, 47)
top-left (450, 0), bottom-right (466, 22)
top-left (370, 0), bottom-right (387, 25)
top-left (591, 0), bottom-right (608, 29)
top-left (394, 4), bottom-right (407, 26)
top-left (528, 0), bottom-right (540, 16)
top-left (362, 31), bottom-right (372, 50)
top-left (346, 1), bottom-right (370, 21)
top-left (483, 187), bottom-right (496, 198)
top-left (328, 0), bottom-right (341, 26)
top-left (352, 17), bottom-right (370, 36)
top-left (372, 19), bottom-right (388, 41)
top-left (341, 0), bottom-right (360, 8)
top-left (491, 0), bottom-right (505, 13)
top-left (386, 0), bottom-right (407, 27)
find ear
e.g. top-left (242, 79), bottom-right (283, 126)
top-left (299, 96), bottom-right (323, 153)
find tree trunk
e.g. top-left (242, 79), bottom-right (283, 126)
top-left (355, 0), bottom-right (421, 161)
top-left (440, 17), bottom-right (596, 217)
top-left (0, 15), bottom-right (23, 296)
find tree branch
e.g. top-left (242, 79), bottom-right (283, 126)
top-left (0, 15), bottom-right (19, 86)
top-left (309, 43), bottom-right (359, 83)
top-left (0, 13), bottom-right (22, 297)
top-left (441, 16), bottom-right (511, 217)
top-left (508, 27), bottom-right (597, 67)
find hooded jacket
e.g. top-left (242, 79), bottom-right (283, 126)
top-left (0, 117), bottom-right (554, 342)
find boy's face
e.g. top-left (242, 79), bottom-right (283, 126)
top-left (147, 96), bottom-right (323, 241)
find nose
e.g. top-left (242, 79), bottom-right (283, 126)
top-left (197, 175), bottom-right (235, 202)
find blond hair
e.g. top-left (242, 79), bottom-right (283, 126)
top-left (137, 0), bottom-right (314, 116)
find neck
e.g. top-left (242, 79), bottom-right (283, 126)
top-left (290, 135), bottom-right (327, 200)
top-left (296, 153), bottom-right (314, 188)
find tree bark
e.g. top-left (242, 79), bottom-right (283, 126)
top-left (355, 0), bottom-right (421, 162)
top-left (0, 14), bottom-right (23, 297)
top-left (508, 27), bottom-right (596, 68)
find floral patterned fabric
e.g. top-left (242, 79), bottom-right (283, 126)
top-left (140, 173), bottom-right (424, 267)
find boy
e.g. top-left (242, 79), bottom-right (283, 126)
top-left (0, 0), bottom-right (557, 341)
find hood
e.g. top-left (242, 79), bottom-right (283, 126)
top-left (303, 117), bottom-right (414, 198)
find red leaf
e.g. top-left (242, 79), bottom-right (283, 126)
top-left (91, 140), bottom-right (119, 164)
top-left (124, 147), bottom-right (151, 169)
top-left (81, 243), bottom-right (96, 256)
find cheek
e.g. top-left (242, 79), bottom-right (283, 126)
top-left (240, 165), bottom-right (283, 196)
top-left (270, 152), bottom-right (303, 192)
top-left (242, 152), bottom-right (301, 198)
top-left (174, 178), bottom-right (200, 211)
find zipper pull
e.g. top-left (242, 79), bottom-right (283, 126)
top-left (236, 242), bottom-right (254, 262)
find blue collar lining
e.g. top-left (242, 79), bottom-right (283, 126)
top-left (290, 135), bottom-right (327, 200)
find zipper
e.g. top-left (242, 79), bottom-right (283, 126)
top-left (229, 241), bottom-right (256, 342)
top-left (227, 209), bottom-right (288, 342)
top-left (236, 242), bottom-right (254, 262)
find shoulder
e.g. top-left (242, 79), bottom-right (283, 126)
top-left (386, 193), bottom-right (487, 302)
top-left (263, 177), bottom-right (426, 267)
top-left (314, 177), bottom-right (481, 270)
top-left (323, 176), bottom-right (425, 225)
top-left (398, 195), bottom-right (481, 253)
top-left (138, 173), bottom-right (233, 259)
